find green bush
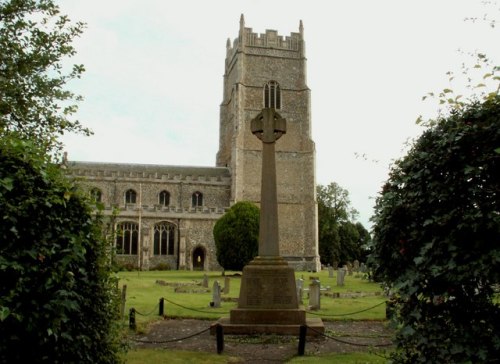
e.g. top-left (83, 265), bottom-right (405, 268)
top-left (213, 202), bottom-right (259, 271)
top-left (0, 137), bottom-right (122, 363)
top-left (370, 96), bottom-right (500, 363)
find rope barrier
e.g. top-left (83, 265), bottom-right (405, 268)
top-left (131, 326), bottom-right (211, 344)
top-left (305, 300), bottom-right (386, 317)
top-left (306, 325), bottom-right (393, 348)
top-left (135, 303), bottom-right (160, 316)
top-left (163, 297), bottom-right (230, 315)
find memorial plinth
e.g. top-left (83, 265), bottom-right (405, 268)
top-left (212, 109), bottom-right (324, 335)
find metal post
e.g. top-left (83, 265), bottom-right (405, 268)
top-left (298, 325), bottom-right (307, 356)
top-left (216, 324), bottom-right (224, 354)
top-left (129, 308), bottom-right (136, 330)
top-left (159, 297), bottom-right (164, 316)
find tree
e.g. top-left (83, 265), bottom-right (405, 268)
top-left (0, 137), bottom-right (121, 363)
top-left (317, 182), bottom-right (369, 265)
top-left (370, 96), bottom-right (500, 363)
top-left (213, 201), bottom-right (260, 271)
top-left (0, 0), bottom-right (90, 156)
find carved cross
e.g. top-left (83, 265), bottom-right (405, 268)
top-left (250, 108), bottom-right (286, 256)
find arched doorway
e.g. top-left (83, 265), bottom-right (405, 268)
top-left (192, 246), bottom-right (205, 270)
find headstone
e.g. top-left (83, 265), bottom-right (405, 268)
top-left (202, 274), bottom-right (209, 288)
top-left (223, 277), bottom-right (230, 294)
top-left (212, 281), bottom-right (221, 308)
top-left (308, 279), bottom-right (321, 310)
top-left (353, 260), bottom-right (360, 272)
top-left (360, 263), bottom-right (367, 273)
top-left (347, 262), bottom-right (353, 276)
top-left (337, 268), bottom-right (345, 286)
top-left (296, 278), bottom-right (304, 303)
top-left (328, 266), bottom-right (334, 278)
top-left (332, 261), bottom-right (339, 270)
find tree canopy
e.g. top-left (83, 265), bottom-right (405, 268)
top-left (0, 137), bottom-right (121, 363)
top-left (0, 0), bottom-right (89, 156)
top-left (213, 201), bottom-right (259, 271)
top-left (370, 95), bottom-right (500, 363)
top-left (317, 182), bottom-right (369, 265)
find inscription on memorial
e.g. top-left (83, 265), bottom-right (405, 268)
top-left (242, 270), bottom-right (295, 308)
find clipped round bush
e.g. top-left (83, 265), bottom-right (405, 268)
top-left (370, 96), bottom-right (500, 363)
top-left (0, 137), bottom-right (121, 363)
top-left (213, 201), bottom-right (260, 271)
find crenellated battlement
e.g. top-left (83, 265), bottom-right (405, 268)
top-left (66, 161), bottom-right (231, 185)
top-left (226, 15), bottom-right (304, 62)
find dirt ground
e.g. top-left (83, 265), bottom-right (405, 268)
top-left (131, 318), bottom-right (394, 363)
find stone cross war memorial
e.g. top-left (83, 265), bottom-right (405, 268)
top-left (212, 108), bottom-right (324, 335)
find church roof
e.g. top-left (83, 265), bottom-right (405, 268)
top-left (67, 161), bottom-right (231, 179)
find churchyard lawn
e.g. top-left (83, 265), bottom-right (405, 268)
top-left (117, 269), bottom-right (387, 326)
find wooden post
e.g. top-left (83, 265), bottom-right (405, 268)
top-left (120, 284), bottom-right (127, 318)
top-left (298, 325), bottom-right (307, 355)
top-left (216, 324), bottom-right (224, 354)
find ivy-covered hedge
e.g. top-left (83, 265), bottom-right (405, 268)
top-left (370, 96), bottom-right (500, 363)
top-left (0, 137), bottom-right (121, 363)
top-left (213, 201), bottom-right (259, 271)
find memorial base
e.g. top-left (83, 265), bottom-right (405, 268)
top-left (211, 256), bottom-right (324, 336)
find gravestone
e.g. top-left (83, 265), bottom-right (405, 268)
top-left (211, 108), bottom-right (323, 336)
top-left (223, 277), bottom-right (230, 294)
top-left (308, 279), bottom-right (321, 310)
top-left (328, 266), bottom-right (334, 278)
top-left (353, 260), bottom-right (360, 272)
top-left (337, 268), bottom-right (345, 286)
top-left (332, 261), bottom-right (339, 270)
top-left (347, 262), bottom-right (353, 276)
top-left (360, 263), bottom-right (367, 273)
top-left (202, 274), bottom-right (209, 288)
top-left (212, 281), bottom-right (221, 308)
top-left (296, 278), bottom-right (304, 303)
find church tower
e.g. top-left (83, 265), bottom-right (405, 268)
top-left (216, 15), bottom-right (320, 271)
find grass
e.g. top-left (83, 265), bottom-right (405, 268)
top-left (124, 349), bottom-right (389, 363)
top-left (289, 352), bottom-right (389, 363)
top-left (123, 348), bottom-right (240, 363)
top-left (117, 270), bottom-right (387, 327)
top-left (118, 270), bottom-right (389, 362)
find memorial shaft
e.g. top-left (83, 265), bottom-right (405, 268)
top-left (251, 108), bottom-right (286, 257)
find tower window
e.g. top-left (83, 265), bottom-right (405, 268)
top-left (115, 222), bottom-right (139, 255)
top-left (192, 191), bottom-right (203, 207)
top-left (159, 190), bottom-right (170, 206)
top-left (125, 189), bottom-right (136, 204)
top-left (264, 81), bottom-right (281, 109)
top-left (154, 222), bottom-right (175, 255)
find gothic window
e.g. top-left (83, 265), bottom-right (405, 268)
top-left (192, 191), bottom-right (203, 207)
top-left (115, 222), bottom-right (138, 255)
top-left (90, 187), bottom-right (102, 203)
top-left (264, 80), bottom-right (281, 109)
top-left (125, 189), bottom-right (136, 204)
top-left (153, 222), bottom-right (175, 255)
top-left (159, 190), bottom-right (170, 206)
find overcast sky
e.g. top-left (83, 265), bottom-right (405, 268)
top-left (59, 0), bottom-right (499, 228)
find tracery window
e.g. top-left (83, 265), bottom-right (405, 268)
top-left (115, 222), bottom-right (138, 255)
top-left (192, 191), bottom-right (203, 207)
top-left (153, 222), bottom-right (175, 255)
top-left (264, 80), bottom-right (281, 109)
top-left (125, 189), bottom-right (136, 204)
top-left (159, 190), bottom-right (170, 206)
top-left (90, 187), bottom-right (102, 203)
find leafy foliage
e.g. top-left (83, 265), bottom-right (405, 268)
top-left (0, 0), bottom-right (90, 155)
top-left (370, 96), bottom-right (500, 363)
top-left (317, 182), bottom-right (370, 265)
top-left (213, 201), bottom-right (259, 271)
top-left (0, 136), bottom-right (122, 363)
